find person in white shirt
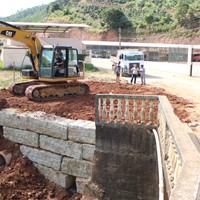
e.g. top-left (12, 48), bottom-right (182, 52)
top-left (139, 65), bottom-right (146, 85)
top-left (130, 64), bottom-right (139, 84)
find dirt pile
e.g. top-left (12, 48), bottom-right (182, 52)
top-left (0, 80), bottom-right (194, 199)
top-left (0, 81), bottom-right (192, 122)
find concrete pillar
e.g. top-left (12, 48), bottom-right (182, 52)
top-left (187, 45), bottom-right (193, 76)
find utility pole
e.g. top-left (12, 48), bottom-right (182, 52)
top-left (188, 45), bottom-right (193, 76)
top-left (119, 28), bottom-right (121, 50)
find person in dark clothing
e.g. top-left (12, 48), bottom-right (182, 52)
top-left (54, 53), bottom-right (64, 77)
top-left (115, 61), bottom-right (121, 83)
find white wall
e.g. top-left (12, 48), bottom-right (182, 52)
top-left (2, 47), bottom-right (32, 69)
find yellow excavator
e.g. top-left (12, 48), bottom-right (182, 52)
top-left (0, 21), bottom-right (89, 100)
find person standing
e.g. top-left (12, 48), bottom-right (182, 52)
top-left (139, 64), bottom-right (146, 85)
top-left (130, 64), bottom-right (139, 84)
top-left (115, 61), bottom-right (121, 83)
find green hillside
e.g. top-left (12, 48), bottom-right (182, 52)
top-left (0, 5), bottom-right (49, 22)
top-left (1, 0), bottom-right (200, 39)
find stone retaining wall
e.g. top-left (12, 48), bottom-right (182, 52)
top-left (0, 108), bottom-right (96, 193)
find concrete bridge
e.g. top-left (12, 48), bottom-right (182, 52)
top-left (0, 94), bottom-right (200, 199)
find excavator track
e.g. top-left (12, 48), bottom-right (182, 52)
top-left (25, 82), bottom-right (90, 101)
top-left (7, 80), bottom-right (41, 95)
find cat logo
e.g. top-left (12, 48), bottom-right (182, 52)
top-left (0, 30), bottom-right (16, 38)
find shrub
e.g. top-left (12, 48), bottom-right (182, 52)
top-left (85, 63), bottom-right (99, 72)
top-left (22, 65), bottom-right (33, 69)
top-left (0, 60), bottom-right (3, 70)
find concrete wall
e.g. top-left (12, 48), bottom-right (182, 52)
top-left (88, 124), bottom-right (159, 200)
top-left (2, 47), bottom-right (32, 68)
top-left (0, 109), bottom-right (95, 193)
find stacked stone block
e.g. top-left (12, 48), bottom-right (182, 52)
top-left (0, 108), bottom-right (95, 192)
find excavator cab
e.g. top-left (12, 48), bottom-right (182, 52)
top-left (21, 46), bottom-right (84, 82)
top-left (39, 46), bottom-right (83, 80)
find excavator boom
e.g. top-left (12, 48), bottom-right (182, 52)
top-left (0, 21), bottom-right (42, 71)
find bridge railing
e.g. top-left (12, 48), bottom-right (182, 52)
top-left (95, 94), bottom-right (159, 125)
top-left (95, 94), bottom-right (200, 200)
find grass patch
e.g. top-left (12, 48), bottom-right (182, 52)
top-left (0, 70), bottom-right (21, 89)
top-left (98, 70), bottom-right (110, 74)
top-left (0, 79), bottom-right (14, 89)
top-left (85, 63), bottom-right (99, 72)
top-left (0, 60), bottom-right (3, 70)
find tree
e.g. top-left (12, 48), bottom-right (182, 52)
top-left (47, 2), bottom-right (62, 13)
top-left (144, 14), bottom-right (154, 33)
top-left (100, 8), bottom-right (132, 30)
top-left (174, 1), bottom-right (189, 26)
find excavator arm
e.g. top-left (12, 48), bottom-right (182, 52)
top-left (0, 21), bottom-right (42, 72)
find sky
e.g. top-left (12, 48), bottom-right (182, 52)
top-left (0, 0), bottom-right (55, 17)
